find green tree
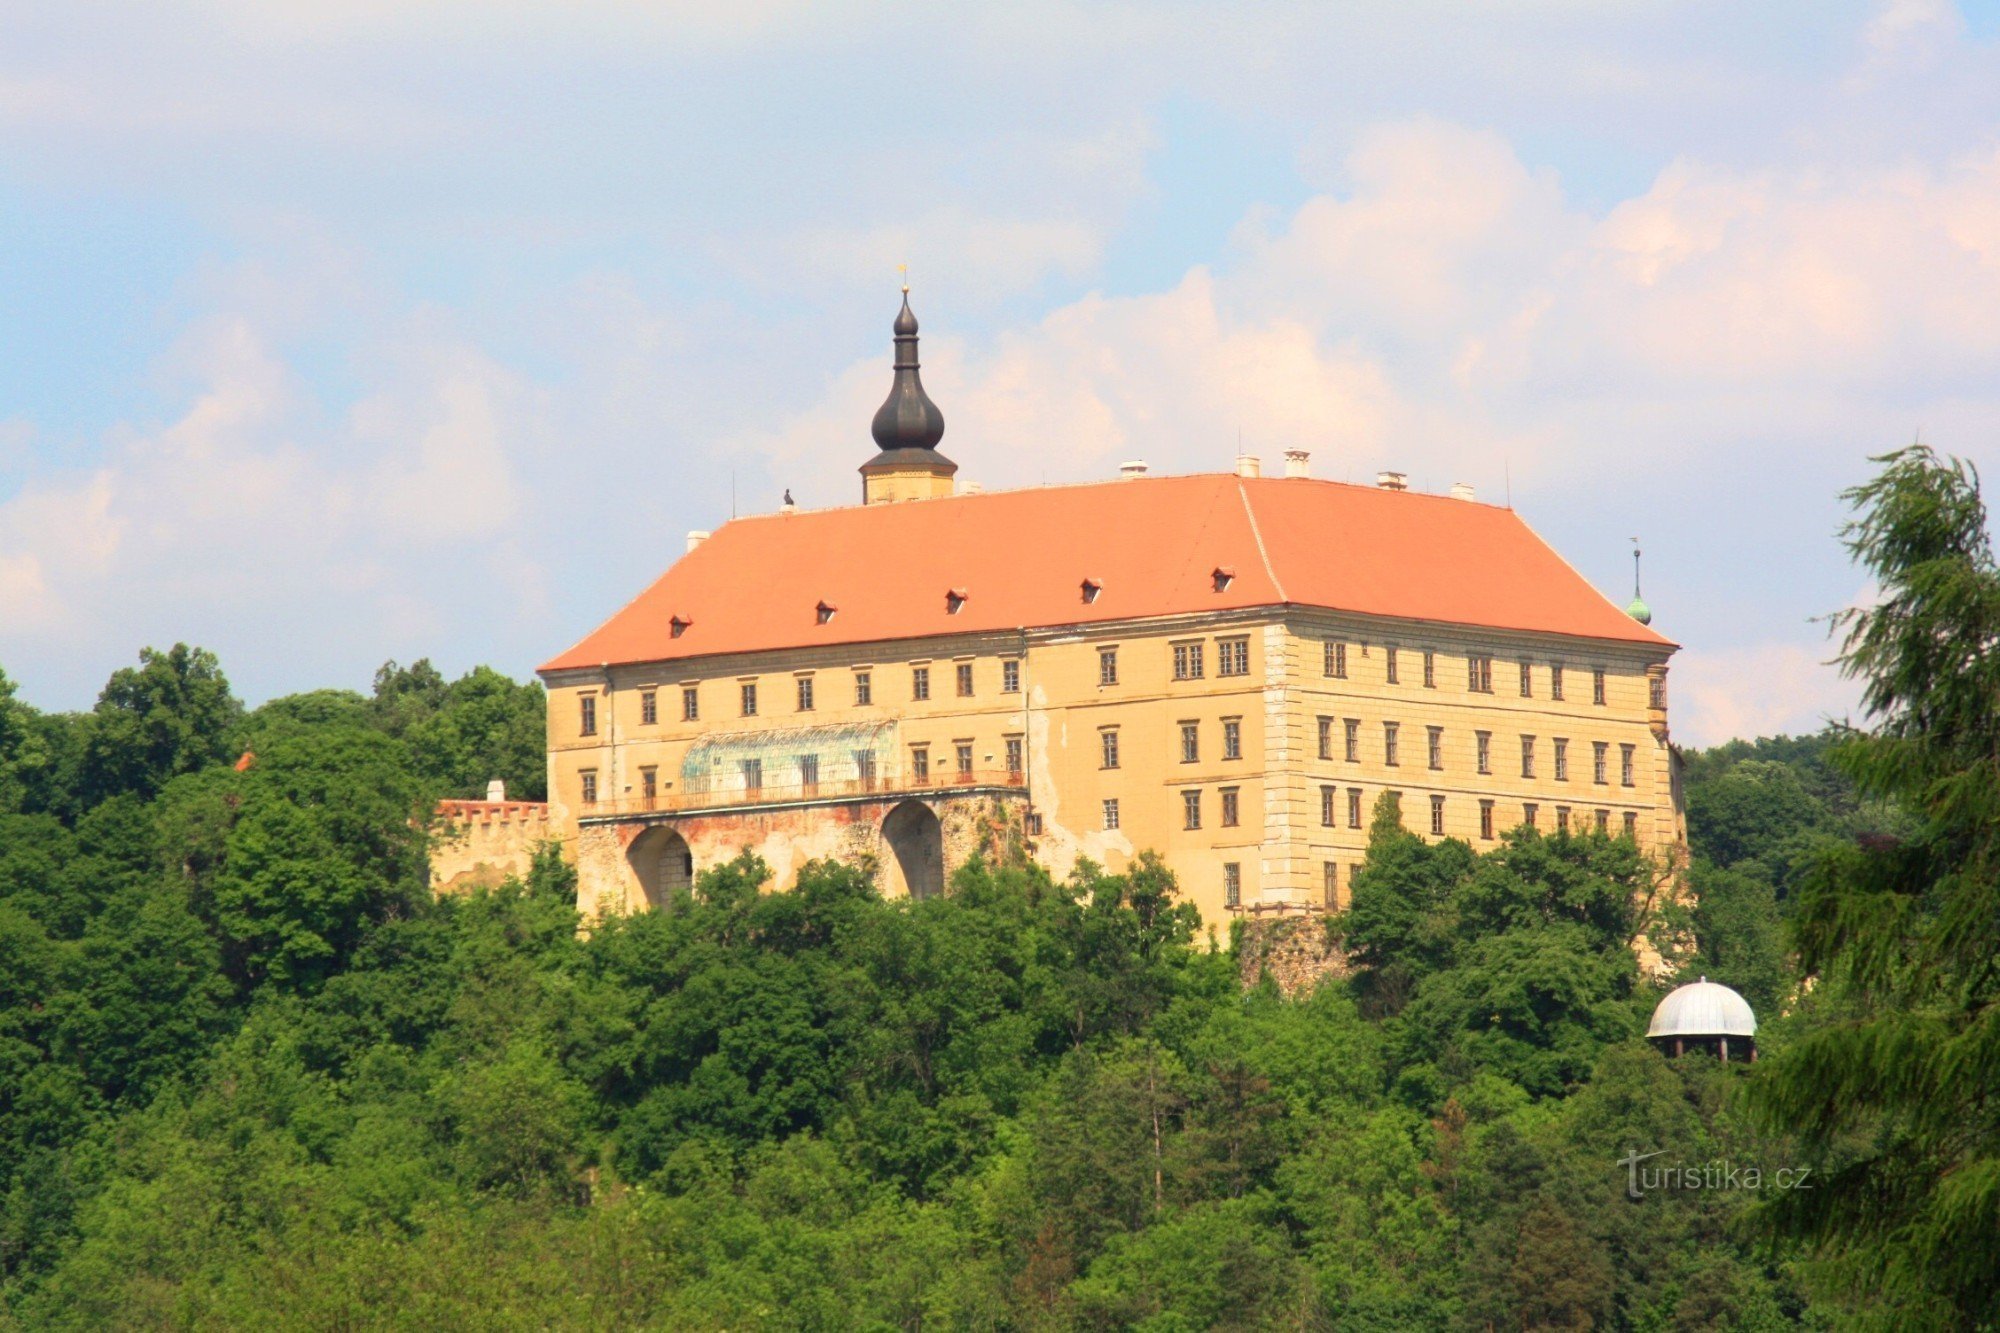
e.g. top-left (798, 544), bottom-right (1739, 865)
top-left (1750, 446), bottom-right (2000, 1325)
top-left (80, 644), bottom-right (242, 806)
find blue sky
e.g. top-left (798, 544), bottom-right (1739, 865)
top-left (4, 0), bottom-right (2000, 744)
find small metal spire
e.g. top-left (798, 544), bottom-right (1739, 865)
top-left (1626, 537), bottom-right (1652, 625)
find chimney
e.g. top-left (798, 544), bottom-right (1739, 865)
top-left (1236, 454), bottom-right (1262, 479)
top-left (1283, 448), bottom-right (1310, 479)
top-left (1120, 460), bottom-right (1149, 480)
top-left (1449, 482), bottom-right (1476, 501)
top-left (486, 778), bottom-right (506, 802)
top-left (686, 530), bottom-right (710, 554)
top-left (962, 480), bottom-right (984, 495)
top-left (1376, 471), bottom-right (1408, 491)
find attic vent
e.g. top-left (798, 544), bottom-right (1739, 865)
top-left (669, 615), bottom-right (692, 638)
top-left (945, 588), bottom-right (968, 615)
top-left (815, 601), bottom-right (837, 625)
top-left (1081, 577), bottom-right (1102, 604)
top-left (1212, 566), bottom-right (1236, 593)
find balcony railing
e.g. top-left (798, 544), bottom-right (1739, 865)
top-left (580, 767), bottom-right (1027, 820)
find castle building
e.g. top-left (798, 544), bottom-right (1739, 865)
top-left (538, 292), bottom-right (1683, 925)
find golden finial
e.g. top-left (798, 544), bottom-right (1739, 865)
top-left (899, 262), bottom-right (909, 294)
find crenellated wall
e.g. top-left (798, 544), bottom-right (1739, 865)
top-left (430, 800), bottom-right (554, 894)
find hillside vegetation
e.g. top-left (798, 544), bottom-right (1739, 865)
top-left (0, 447), bottom-right (1988, 1329)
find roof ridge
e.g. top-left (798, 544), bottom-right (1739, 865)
top-left (1237, 478), bottom-right (1287, 603)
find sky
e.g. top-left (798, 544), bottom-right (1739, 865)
top-left (4, 0), bottom-right (2000, 745)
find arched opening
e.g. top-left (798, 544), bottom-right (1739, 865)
top-left (881, 800), bottom-right (944, 901)
top-left (629, 825), bottom-right (694, 911)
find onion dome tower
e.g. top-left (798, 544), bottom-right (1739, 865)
top-left (860, 285), bottom-right (958, 504)
top-left (1647, 977), bottom-right (1757, 1062)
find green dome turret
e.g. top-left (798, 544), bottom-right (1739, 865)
top-left (1626, 596), bottom-right (1652, 625)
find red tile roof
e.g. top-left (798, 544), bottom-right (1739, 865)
top-left (539, 474), bottom-right (1673, 674)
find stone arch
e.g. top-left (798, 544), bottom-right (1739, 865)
top-left (881, 799), bottom-right (944, 901)
top-left (629, 825), bottom-right (695, 911)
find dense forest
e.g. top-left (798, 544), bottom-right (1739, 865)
top-left (0, 447), bottom-right (1993, 1330)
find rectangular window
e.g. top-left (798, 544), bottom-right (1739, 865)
top-left (1594, 741), bottom-right (1610, 785)
top-left (1519, 658), bottom-right (1533, 698)
top-left (855, 672), bottom-right (872, 707)
top-left (1347, 787), bottom-right (1363, 829)
top-left (1429, 794), bottom-right (1445, 836)
top-left (1173, 641), bottom-right (1206, 681)
top-left (956, 743), bottom-right (974, 777)
top-left (1620, 744), bottom-right (1636, 787)
top-left (1557, 805), bottom-right (1571, 833)
top-left (797, 676), bottom-right (815, 712)
top-left (1623, 810), bottom-right (1638, 839)
top-left (1099, 647), bottom-right (1119, 686)
top-left (1383, 721), bottom-right (1400, 767)
top-left (799, 754), bottom-right (819, 794)
top-left (956, 662), bottom-right (974, 697)
top-left (1468, 654), bottom-right (1493, 693)
top-left (856, 750), bottom-right (878, 787)
top-left (1521, 734), bottom-right (1536, 779)
top-left (579, 769), bottom-right (598, 804)
top-left (1026, 812), bottom-right (1043, 836)
top-left (1221, 787), bottom-right (1240, 827)
top-left (1223, 862), bottom-right (1241, 908)
top-left (1218, 637), bottom-right (1250, 677)
top-left (579, 695), bottom-right (597, 736)
top-left (640, 766), bottom-right (657, 804)
top-left (1326, 641), bottom-right (1347, 678)
top-left (1427, 725), bottom-right (1443, 771)
top-left (1523, 801), bottom-right (1539, 830)
top-left (740, 683), bottom-right (758, 717)
top-left (1223, 718), bottom-right (1242, 761)
top-left (912, 666), bottom-right (930, 701)
top-left (1002, 659), bottom-right (1020, 693)
top-left (640, 690), bottom-right (657, 726)
top-left (1180, 721), bottom-right (1200, 764)
top-left (1322, 861), bottom-right (1339, 910)
top-left (1320, 784), bottom-right (1336, 827)
top-left (1423, 649), bottom-right (1436, 689)
top-left (1593, 668), bottom-right (1607, 706)
top-left (910, 746), bottom-right (929, 784)
top-left (1182, 789), bottom-right (1202, 830)
top-left (682, 686), bottom-right (699, 721)
top-left (1551, 664), bottom-right (1565, 701)
top-left (1005, 735), bottom-right (1024, 777)
top-left (740, 759), bottom-right (762, 795)
top-left (1385, 645), bottom-right (1400, 685)
top-left (1103, 798), bottom-right (1120, 830)
top-left (1476, 730), bottom-right (1492, 775)
top-left (1595, 808), bottom-right (1610, 833)
top-left (1554, 738), bottom-right (1569, 782)
top-left (1649, 673), bottom-right (1666, 710)
top-left (1100, 729), bottom-right (1120, 769)
top-left (1344, 718), bottom-right (1361, 763)
top-left (1480, 799), bottom-right (1495, 841)
top-left (1318, 716), bottom-right (1334, 761)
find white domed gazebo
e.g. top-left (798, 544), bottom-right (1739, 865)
top-left (1647, 976), bottom-right (1757, 1062)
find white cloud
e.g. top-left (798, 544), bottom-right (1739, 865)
top-left (1672, 640), bottom-right (1858, 748)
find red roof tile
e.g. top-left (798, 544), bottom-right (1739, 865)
top-left (539, 474), bottom-right (1672, 674)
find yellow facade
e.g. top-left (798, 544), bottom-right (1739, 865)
top-left (543, 602), bottom-right (1680, 926)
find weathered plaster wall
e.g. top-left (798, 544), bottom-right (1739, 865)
top-left (430, 801), bottom-right (553, 894)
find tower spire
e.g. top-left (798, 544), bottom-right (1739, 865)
top-left (1626, 537), bottom-right (1652, 625)
top-left (870, 282), bottom-right (946, 452)
top-left (861, 279), bottom-right (956, 502)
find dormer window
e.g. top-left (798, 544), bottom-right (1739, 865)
top-left (1081, 577), bottom-right (1102, 604)
top-left (1212, 566), bottom-right (1236, 593)
top-left (946, 588), bottom-right (968, 615)
top-left (816, 601), bottom-right (837, 625)
top-left (669, 615), bottom-right (691, 638)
